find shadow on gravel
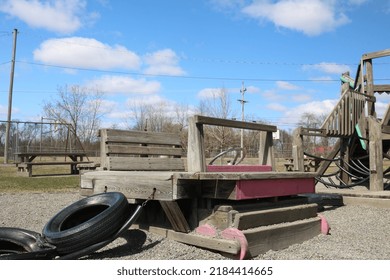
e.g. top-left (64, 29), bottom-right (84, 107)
top-left (81, 229), bottom-right (161, 259)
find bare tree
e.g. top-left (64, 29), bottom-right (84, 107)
top-left (42, 85), bottom-right (105, 147)
top-left (198, 87), bottom-right (237, 156)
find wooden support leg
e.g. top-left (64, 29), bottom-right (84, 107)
top-left (159, 201), bottom-right (190, 233)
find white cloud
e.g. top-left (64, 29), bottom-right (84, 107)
top-left (241, 0), bottom-right (350, 36)
top-left (0, 0), bottom-right (93, 34)
top-left (280, 99), bottom-right (338, 126)
top-left (246, 85), bottom-right (261, 93)
top-left (291, 94), bottom-right (312, 102)
top-left (126, 94), bottom-right (168, 107)
top-left (267, 103), bottom-right (287, 111)
top-left (262, 89), bottom-right (282, 101)
top-left (376, 94), bottom-right (390, 119)
top-left (86, 75), bottom-right (160, 95)
top-left (33, 37), bottom-right (141, 70)
top-left (303, 62), bottom-right (351, 75)
top-left (276, 81), bottom-right (300, 90)
top-left (143, 49), bottom-right (186, 76)
top-left (197, 88), bottom-right (226, 99)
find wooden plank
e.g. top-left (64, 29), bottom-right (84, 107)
top-left (107, 144), bottom-right (183, 157)
top-left (100, 128), bottom-right (109, 170)
top-left (365, 59), bottom-right (375, 116)
top-left (109, 157), bottom-right (185, 171)
top-left (167, 230), bottom-right (240, 255)
top-left (175, 171), bottom-right (317, 180)
top-left (81, 171), bottom-right (177, 200)
top-left (259, 131), bottom-right (275, 168)
top-left (187, 116), bottom-right (206, 172)
top-left (206, 165), bottom-right (272, 172)
top-left (243, 217), bottom-right (321, 257)
top-left (233, 204), bottom-right (318, 230)
top-left (20, 161), bottom-right (90, 165)
top-left (373, 85), bottom-right (390, 93)
top-left (104, 129), bottom-right (182, 146)
top-left (159, 201), bottom-right (190, 233)
top-left (235, 178), bottom-right (315, 200)
top-left (362, 49), bottom-right (390, 60)
top-left (194, 115), bottom-right (277, 132)
top-left (198, 177), bottom-right (315, 200)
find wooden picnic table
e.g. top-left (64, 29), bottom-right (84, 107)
top-left (15, 151), bottom-right (90, 177)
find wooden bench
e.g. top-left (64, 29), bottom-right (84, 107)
top-left (98, 128), bottom-right (185, 171)
top-left (84, 129), bottom-right (189, 232)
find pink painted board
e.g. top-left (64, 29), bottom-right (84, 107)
top-left (235, 177), bottom-right (315, 200)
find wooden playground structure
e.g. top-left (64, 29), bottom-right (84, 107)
top-left (292, 49), bottom-right (390, 191)
top-left (79, 49), bottom-right (389, 258)
top-left (80, 116), bottom-right (323, 259)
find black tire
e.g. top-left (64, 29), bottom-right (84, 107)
top-left (0, 227), bottom-right (56, 260)
top-left (42, 192), bottom-right (129, 255)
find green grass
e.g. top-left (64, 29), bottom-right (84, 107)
top-left (0, 161), bottom-right (80, 193)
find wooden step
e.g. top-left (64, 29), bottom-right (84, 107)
top-left (243, 216), bottom-right (321, 257)
top-left (233, 203), bottom-right (318, 230)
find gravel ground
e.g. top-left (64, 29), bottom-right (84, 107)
top-left (1, 191), bottom-right (389, 260)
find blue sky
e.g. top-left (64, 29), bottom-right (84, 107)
top-left (0, 0), bottom-right (389, 130)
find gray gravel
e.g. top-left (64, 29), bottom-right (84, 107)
top-left (1, 191), bottom-right (389, 260)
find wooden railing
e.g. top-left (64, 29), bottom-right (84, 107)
top-left (320, 89), bottom-right (368, 137)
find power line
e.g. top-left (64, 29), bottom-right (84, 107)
top-left (17, 60), bottom-right (345, 83)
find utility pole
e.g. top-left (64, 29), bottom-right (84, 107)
top-left (4, 29), bottom-right (18, 164)
top-left (237, 81), bottom-right (247, 157)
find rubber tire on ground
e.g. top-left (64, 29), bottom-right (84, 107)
top-left (42, 192), bottom-right (129, 255)
top-left (0, 227), bottom-right (56, 260)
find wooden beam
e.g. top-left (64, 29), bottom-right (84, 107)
top-left (373, 85), bottom-right (390, 93)
top-left (292, 128), bottom-right (304, 171)
top-left (233, 204), bottom-right (318, 230)
top-left (167, 230), bottom-right (241, 255)
top-left (193, 115), bottom-right (277, 132)
top-left (187, 116), bottom-right (206, 172)
top-left (258, 131), bottom-right (275, 169)
top-left (243, 217), bottom-right (321, 257)
top-left (362, 49), bottom-right (390, 60)
top-left (159, 201), bottom-right (190, 233)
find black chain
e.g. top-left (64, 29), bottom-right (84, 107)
top-left (142, 188), bottom-right (156, 207)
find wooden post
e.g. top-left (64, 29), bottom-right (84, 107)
top-left (365, 59), bottom-right (376, 118)
top-left (368, 116), bottom-right (383, 191)
top-left (99, 129), bottom-right (109, 170)
top-left (339, 138), bottom-right (351, 185)
top-left (187, 116), bottom-right (206, 172)
top-left (292, 128), bottom-right (304, 171)
top-left (259, 131), bottom-right (275, 170)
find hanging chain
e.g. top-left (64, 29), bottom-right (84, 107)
top-left (142, 188), bottom-right (156, 207)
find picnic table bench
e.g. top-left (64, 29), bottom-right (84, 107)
top-left (15, 151), bottom-right (91, 177)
